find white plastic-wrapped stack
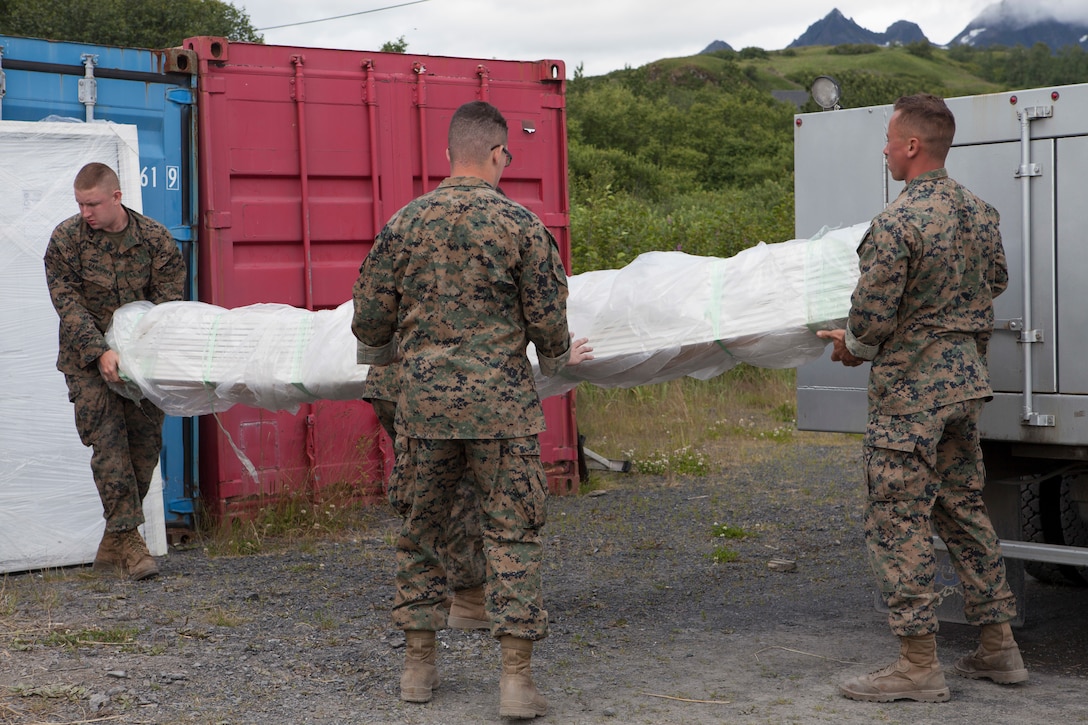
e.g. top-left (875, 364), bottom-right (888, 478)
top-left (107, 301), bottom-right (367, 416)
top-left (533, 223), bottom-right (866, 399)
top-left (107, 222), bottom-right (867, 417)
top-left (1, 120), bottom-right (167, 574)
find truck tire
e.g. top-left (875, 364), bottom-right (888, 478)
top-left (1020, 479), bottom-right (1071, 585)
top-left (1057, 476), bottom-right (1088, 586)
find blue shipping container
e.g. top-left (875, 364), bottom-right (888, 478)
top-left (0, 34), bottom-right (199, 534)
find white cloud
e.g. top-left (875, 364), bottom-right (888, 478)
top-left (978, 0), bottom-right (1088, 27)
top-left (234, 1), bottom-right (1078, 78)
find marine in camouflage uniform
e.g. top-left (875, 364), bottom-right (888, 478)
top-left (362, 361), bottom-right (487, 606)
top-left (821, 94), bottom-right (1027, 702)
top-left (352, 101), bottom-right (570, 715)
top-left (850, 169), bottom-right (1015, 637)
top-left (44, 162), bottom-right (185, 580)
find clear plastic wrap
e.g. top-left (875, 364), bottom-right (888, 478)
top-left (106, 222), bottom-right (867, 417)
top-left (108, 300), bottom-right (369, 416)
top-left (1, 120), bottom-right (166, 573)
top-left (531, 222), bottom-right (866, 398)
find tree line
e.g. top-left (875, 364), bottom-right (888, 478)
top-left (6, 2), bottom-right (1086, 273)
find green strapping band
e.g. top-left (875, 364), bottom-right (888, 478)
top-left (197, 312), bottom-right (224, 411)
top-left (289, 315), bottom-right (317, 398)
top-left (204, 313), bottom-right (222, 388)
top-left (709, 258), bottom-right (733, 358)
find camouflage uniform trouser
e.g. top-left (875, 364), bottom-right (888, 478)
top-left (369, 399), bottom-right (485, 591)
top-left (864, 398), bottom-right (1018, 636)
top-left (391, 435), bottom-right (548, 640)
top-left (66, 371), bottom-right (164, 532)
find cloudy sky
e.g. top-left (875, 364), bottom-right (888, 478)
top-left (234, 0), bottom-right (1083, 78)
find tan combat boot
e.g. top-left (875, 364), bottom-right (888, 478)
top-left (840, 633), bottom-right (950, 702)
top-left (92, 530), bottom-right (125, 573)
top-left (953, 621), bottom-right (1029, 684)
top-left (117, 528), bottom-right (159, 580)
top-left (448, 586), bottom-right (489, 630)
top-left (499, 635), bottom-right (548, 719)
top-left (401, 630), bottom-right (440, 703)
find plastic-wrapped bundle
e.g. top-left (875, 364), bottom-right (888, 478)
top-left (107, 222), bottom-right (867, 416)
top-left (531, 222), bottom-right (866, 398)
top-left (1, 119), bottom-right (166, 574)
top-left (107, 300), bottom-right (368, 416)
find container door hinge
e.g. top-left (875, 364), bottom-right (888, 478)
top-left (79, 53), bottom-right (98, 122)
top-left (476, 64), bottom-right (490, 100)
top-left (0, 46), bottom-right (6, 120)
top-left (204, 210), bottom-right (232, 229)
top-left (166, 87), bottom-right (195, 106)
top-left (169, 225), bottom-right (194, 242)
top-left (541, 93), bottom-right (564, 109)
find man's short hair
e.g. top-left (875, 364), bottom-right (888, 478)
top-left (448, 101), bottom-right (508, 166)
top-left (893, 93), bottom-right (955, 158)
top-left (74, 162), bottom-right (121, 192)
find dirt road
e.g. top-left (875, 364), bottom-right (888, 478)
top-left (2, 436), bottom-right (1087, 723)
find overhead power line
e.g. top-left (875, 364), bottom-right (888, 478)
top-left (256, 0), bottom-right (431, 31)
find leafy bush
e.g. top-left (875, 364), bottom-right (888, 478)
top-left (567, 76), bottom-right (794, 200)
top-left (829, 44), bottom-right (880, 55)
top-left (905, 40), bottom-right (934, 59)
top-left (739, 47), bottom-right (770, 60)
top-left (570, 181), bottom-right (794, 273)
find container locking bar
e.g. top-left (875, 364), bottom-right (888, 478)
top-left (79, 53), bottom-right (98, 121)
top-left (1015, 103), bottom-right (1054, 428)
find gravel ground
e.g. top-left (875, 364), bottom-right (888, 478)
top-left (3, 434), bottom-right (1088, 724)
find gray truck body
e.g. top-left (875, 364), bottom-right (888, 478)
top-left (794, 83), bottom-right (1088, 602)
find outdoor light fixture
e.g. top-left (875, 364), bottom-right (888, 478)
top-left (811, 75), bottom-right (842, 110)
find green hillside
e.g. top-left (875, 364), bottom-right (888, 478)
top-left (566, 43), bottom-right (1087, 273)
top-left (596, 44), bottom-right (1007, 109)
top-left (730, 44), bottom-right (1004, 99)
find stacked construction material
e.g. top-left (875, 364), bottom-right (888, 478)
top-left (108, 222), bottom-right (868, 416)
top-left (1, 120), bottom-right (167, 573)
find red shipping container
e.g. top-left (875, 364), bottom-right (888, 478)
top-left (183, 38), bottom-right (579, 517)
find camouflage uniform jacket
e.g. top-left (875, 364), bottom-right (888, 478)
top-left (845, 168), bottom-right (1009, 416)
top-left (352, 176), bottom-right (571, 439)
top-left (44, 207), bottom-right (185, 375)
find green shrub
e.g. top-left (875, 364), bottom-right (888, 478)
top-left (570, 181), bottom-right (794, 273)
top-left (829, 43), bottom-right (880, 56)
top-left (739, 47), bottom-right (770, 60)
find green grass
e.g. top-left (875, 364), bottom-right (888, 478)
top-left (40, 626), bottom-right (138, 649)
top-left (200, 481), bottom-right (382, 557)
top-left (577, 365), bottom-right (801, 479)
top-left (710, 547), bottom-right (741, 564)
top-left (652, 45), bottom-right (1004, 100)
top-left (711, 523), bottom-right (753, 540)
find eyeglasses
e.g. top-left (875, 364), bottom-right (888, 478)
top-left (491, 144), bottom-right (513, 167)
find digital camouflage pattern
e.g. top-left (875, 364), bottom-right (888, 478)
top-left (44, 207), bottom-right (185, 530)
top-left (45, 207), bottom-right (186, 374)
top-left (352, 175), bottom-right (569, 639)
top-left (846, 168), bottom-right (1009, 416)
top-left (864, 399), bottom-right (1017, 635)
top-left (66, 371), bottom-right (166, 531)
top-left (351, 176), bottom-right (571, 440)
top-left (365, 374), bottom-right (486, 592)
top-left (847, 169), bottom-right (1016, 636)
top-left (391, 436), bottom-right (548, 639)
